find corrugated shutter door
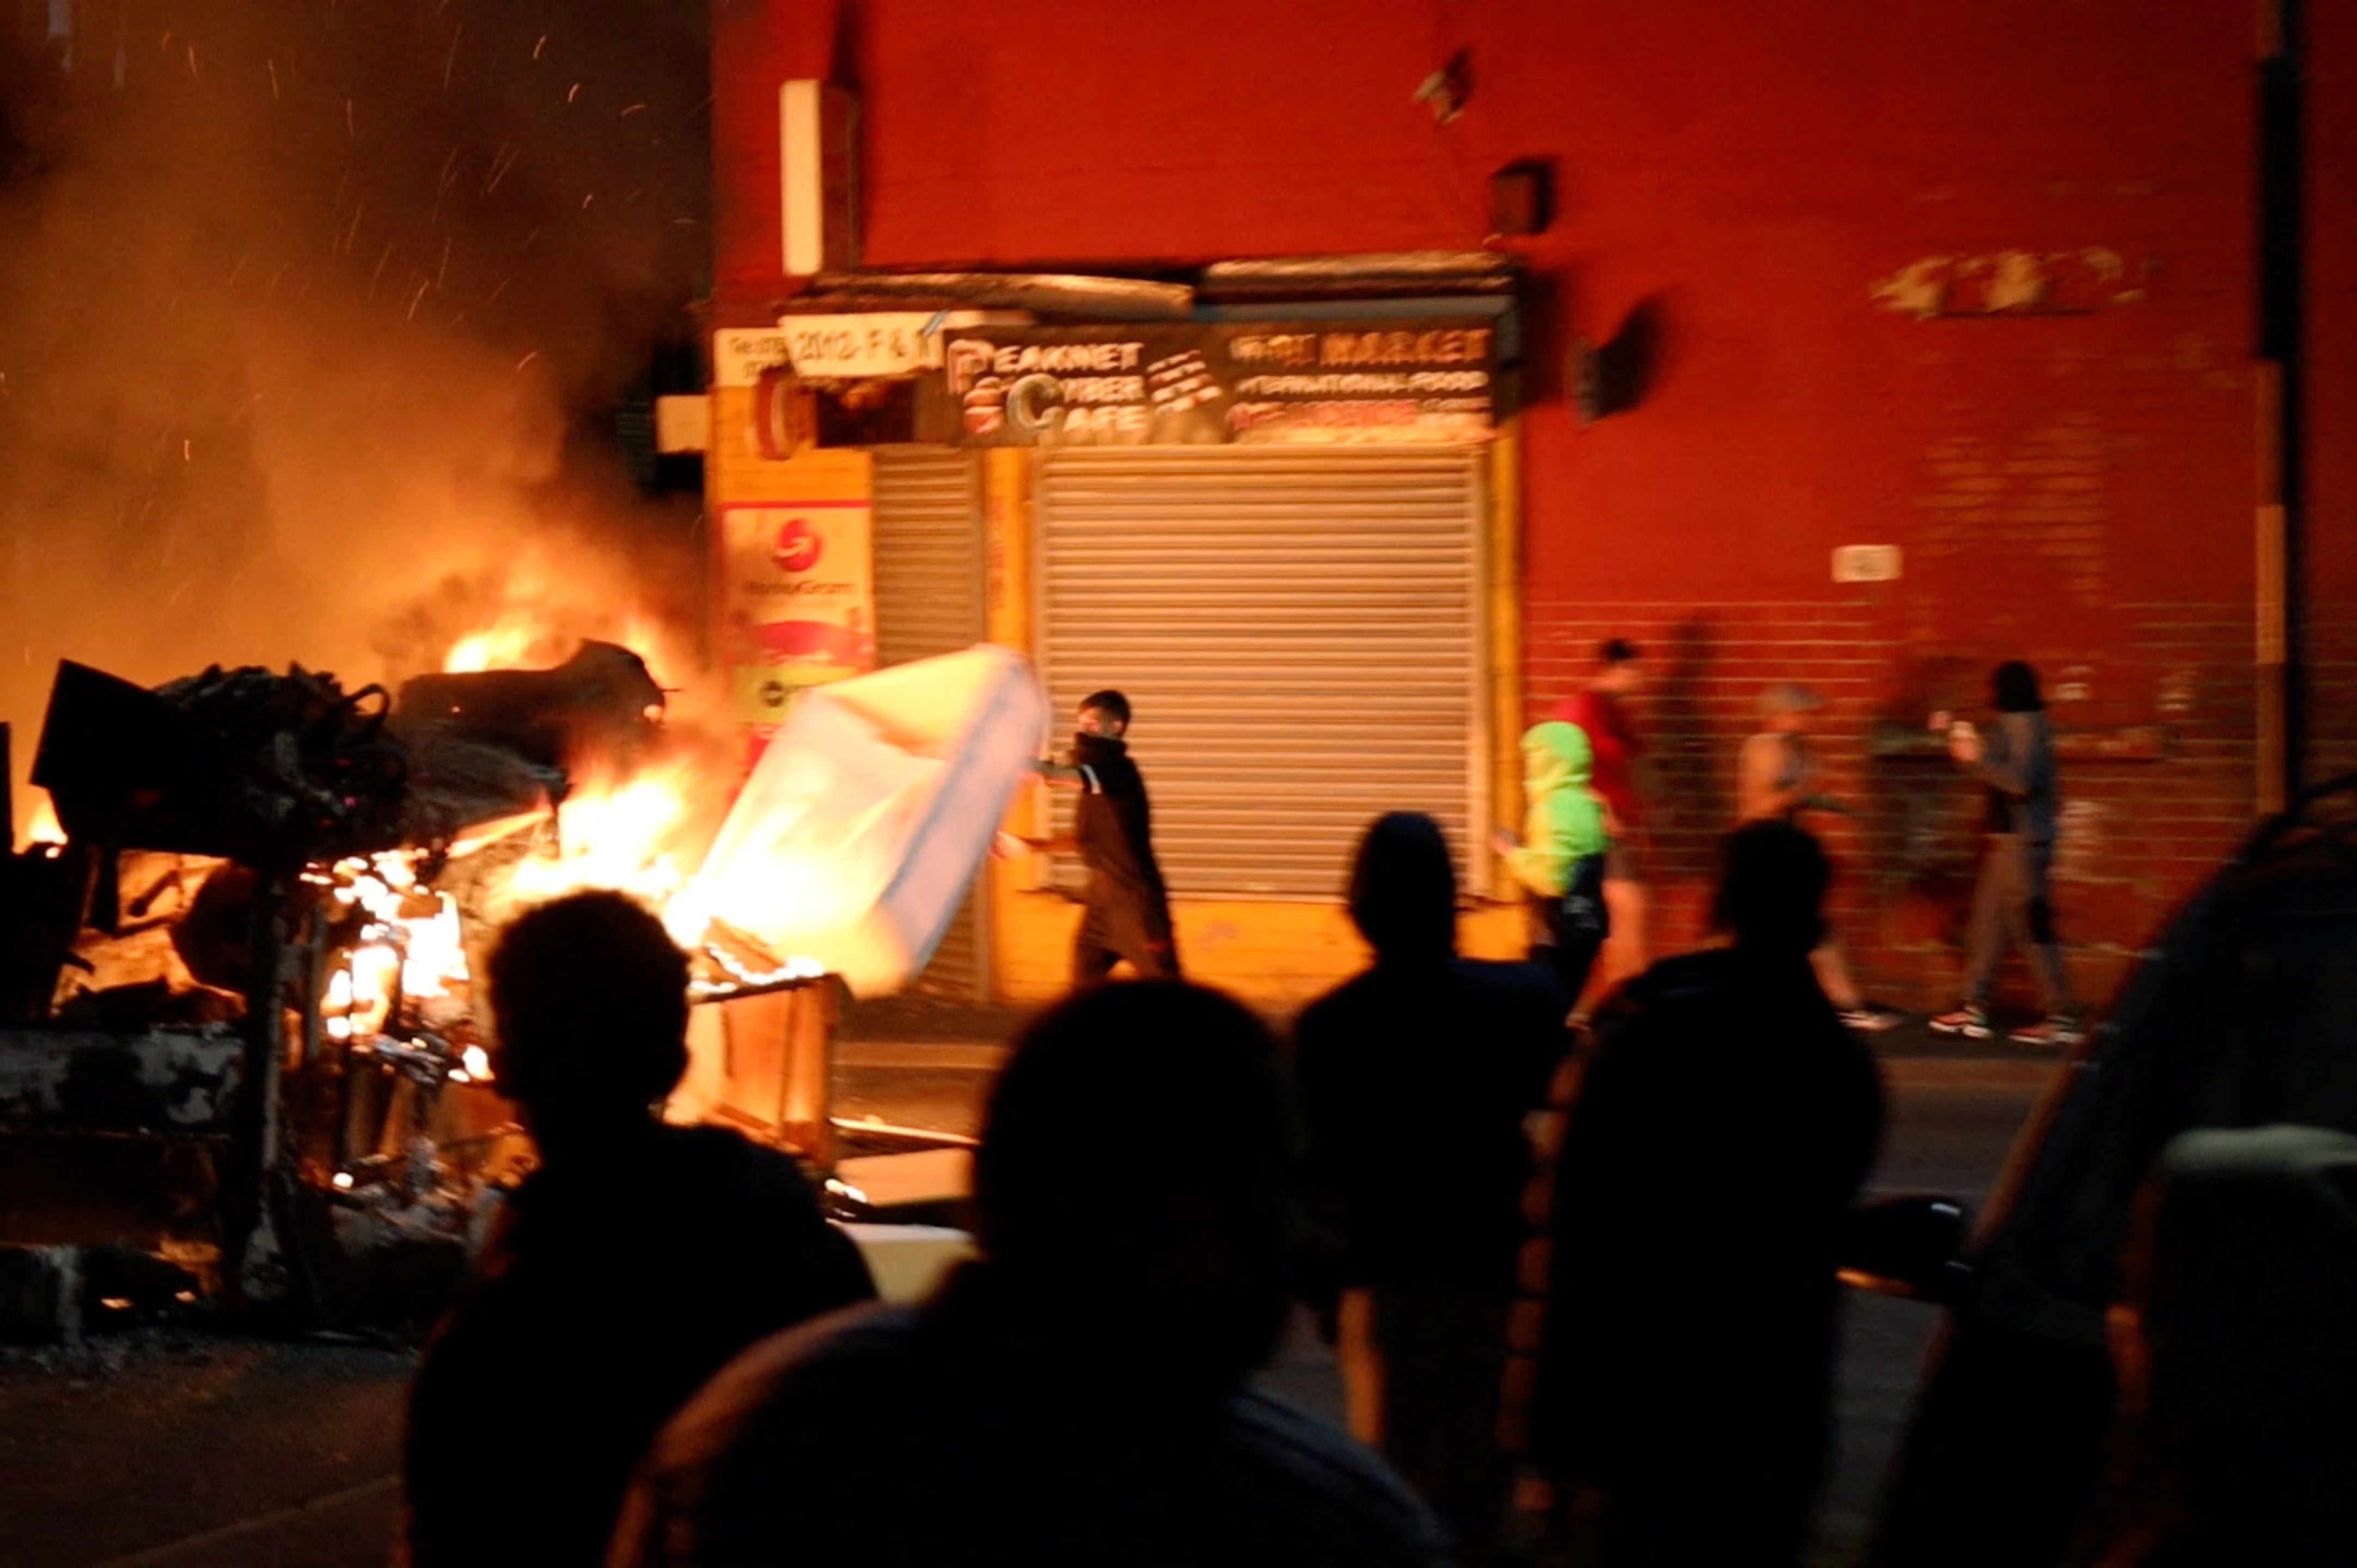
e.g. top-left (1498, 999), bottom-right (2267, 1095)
top-left (1037, 448), bottom-right (1490, 900)
top-left (871, 448), bottom-right (990, 999)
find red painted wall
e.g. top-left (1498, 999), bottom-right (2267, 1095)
top-left (713, 0), bottom-right (2343, 1005)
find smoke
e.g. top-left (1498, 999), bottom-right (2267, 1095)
top-left (0, 0), bottom-right (713, 838)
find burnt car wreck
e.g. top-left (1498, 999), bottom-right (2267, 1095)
top-left (0, 642), bottom-right (836, 1337)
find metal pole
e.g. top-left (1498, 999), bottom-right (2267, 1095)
top-left (2257, 0), bottom-right (2306, 813)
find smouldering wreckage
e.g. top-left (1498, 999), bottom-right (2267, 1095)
top-left (0, 639), bottom-right (1046, 1334)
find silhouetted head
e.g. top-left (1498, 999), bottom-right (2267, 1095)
top-left (1345, 811), bottom-right (1458, 963)
top-left (1709, 819), bottom-right (1830, 959)
top-left (487, 890), bottom-right (689, 1148)
top-left (1992, 660), bottom-right (2043, 713)
top-left (973, 981), bottom-right (1298, 1386)
top-left (1077, 689), bottom-right (1131, 738)
top-left (1593, 638), bottom-right (1645, 696)
top-left (2128, 1126), bottom-right (2357, 1465)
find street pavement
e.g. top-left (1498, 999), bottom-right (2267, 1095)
top-left (1, 1026), bottom-right (2060, 1567)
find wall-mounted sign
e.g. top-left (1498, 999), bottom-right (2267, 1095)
top-left (779, 313), bottom-right (945, 378)
top-left (914, 321), bottom-right (1497, 446)
top-left (715, 328), bottom-right (792, 388)
top-left (719, 500), bottom-right (876, 725)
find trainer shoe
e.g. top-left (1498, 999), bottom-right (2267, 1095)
top-left (1839, 1002), bottom-right (1906, 1033)
top-left (2011, 1016), bottom-right (2087, 1048)
top-left (1929, 1005), bottom-right (1993, 1039)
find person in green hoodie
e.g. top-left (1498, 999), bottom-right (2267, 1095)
top-left (1497, 719), bottom-right (1614, 1007)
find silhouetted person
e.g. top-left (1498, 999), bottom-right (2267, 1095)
top-left (402, 891), bottom-right (874, 1567)
top-left (2087, 1126), bottom-right (2357, 1567)
top-left (1296, 813), bottom-right (1570, 1561)
top-left (1532, 820), bottom-right (1884, 1567)
top-left (611, 981), bottom-right (1449, 1568)
top-left (1931, 659), bottom-right (2083, 1045)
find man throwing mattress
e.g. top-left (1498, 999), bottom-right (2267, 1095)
top-left (1029, 689), bottom-right (1181, 984)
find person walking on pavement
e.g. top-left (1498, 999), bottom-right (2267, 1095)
top-left (1931, 660), bottom-right (2084, 1045)
top-left (1027, 689), bottom-right (1180, 985)
top-left (1552, 639), bottom-right (1650, 1001)
top-left (1296, 812), bottom-right (1571, 1562)
top-left (1738, 682), bottom-right (1902, 1033)
top-left (612, 981), bottom-right (1452, 1568)
top-left (1530, 820), bottom-right (1885, 1568)
top-left (1499, 720), bottom-right (1614, 1006)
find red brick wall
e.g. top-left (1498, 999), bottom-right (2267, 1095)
top-left (711, 0), bottom-right (2342, 1008)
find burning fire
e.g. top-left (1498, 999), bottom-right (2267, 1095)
top-left (492, 762), bottom-right (700, 928)
top-left (23, 789), bottom-right (63, 847)
top-left (296, 613), bottom-right (828, 1107)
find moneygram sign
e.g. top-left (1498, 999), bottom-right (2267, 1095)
top-left (917, 321), bottom-right (1498, 448)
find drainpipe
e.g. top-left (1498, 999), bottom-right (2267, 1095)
top-left (2256, 0), bottom-right (2306, 814)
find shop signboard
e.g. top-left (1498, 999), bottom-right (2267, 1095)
top-left (914, 321), bottom-right (1497, 446)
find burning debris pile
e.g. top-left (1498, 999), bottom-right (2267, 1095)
top-left (0, 636), bottom-right (1044, 1337)
top-left (0, 636), bottom-right (832, 1333)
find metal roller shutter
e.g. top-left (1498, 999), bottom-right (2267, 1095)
top-left (1037, 448), bottom-right (1491, 901)
top-left (871, 448), bottom-right (990, 1000)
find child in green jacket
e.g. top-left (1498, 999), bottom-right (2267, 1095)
top-left (1498, 720), bottom-right (1613, 1005)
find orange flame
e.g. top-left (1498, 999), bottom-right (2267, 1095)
top-left (23, 790), bottom-right (63, 847)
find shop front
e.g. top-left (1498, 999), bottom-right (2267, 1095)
top-left (709, 305), bottom-right (1529, 1007)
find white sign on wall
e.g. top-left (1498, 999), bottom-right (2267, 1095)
top-left (714, 328), bottom-right (792, 389)
top-left (1832, 544), bottom-right (1903, 583)
top-left (778, 314), bottom-right (945, 378)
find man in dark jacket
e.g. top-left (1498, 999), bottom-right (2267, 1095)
top-left (402, 891), bottom-right (874, 1567)
top-left (1534, 820), bottom-right (1884, 1567)
top-left (610, 981), bottom-right (1450, 1568)
top-left (1031, 688), bottom-right (1180, 984)
top-left (1294, 812), bottom-right (1570, 1561)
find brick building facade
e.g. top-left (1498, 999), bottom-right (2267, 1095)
top-left (708, 0), bottom-right (2356, 1008)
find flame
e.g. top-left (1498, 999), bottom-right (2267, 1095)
top-left (23, 790), bottom-right (63, 846)
top-left (492, 761), bottom-right (699, 921)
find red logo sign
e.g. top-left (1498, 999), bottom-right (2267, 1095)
top-left (771, 517), bottom-right (823, 574)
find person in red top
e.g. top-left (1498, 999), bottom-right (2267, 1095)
top-left (1552, 639), bottom-right (1650, 1008)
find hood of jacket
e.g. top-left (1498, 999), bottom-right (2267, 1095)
top-left (1522, 721), bottom-right (1593, 795)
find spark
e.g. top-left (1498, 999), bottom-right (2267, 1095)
top-left (436, 236), bottom-right (451, 290)
top-left (533, 34), bottom-right (547, 60)
top-left (582, 192), bottom-right (594, 209)
top-left (406, 278), bottom-right (431, 321)
top-left (484, 143), bottom-right (520, 195)
top-left (516, 351), bottom-right (539, 372)
top-left (566, 82), bottom-right (581, 104)
top-left (267, 58), bottom-right (279, 100)
top-left (340, 200), bottom-right (364, 255)
top-left (186, 42), bottom-right (199, 79)
top-left (620, 102), bottom-right (646, 117)
top-left (442, 22), bottom-right (462, 90)
top-left (367, 242), bottom-right (393, 299)
top-left (486, 275), bottom-right (511, 306)
top-left (183, 439), bottom-right (192, 462)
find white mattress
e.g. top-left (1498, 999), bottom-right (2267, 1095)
top-left (686, 645), bottom-right (1047, 996)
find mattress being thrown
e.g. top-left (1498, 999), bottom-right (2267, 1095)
top-left (682, 645), bottom-right (1047, 996)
